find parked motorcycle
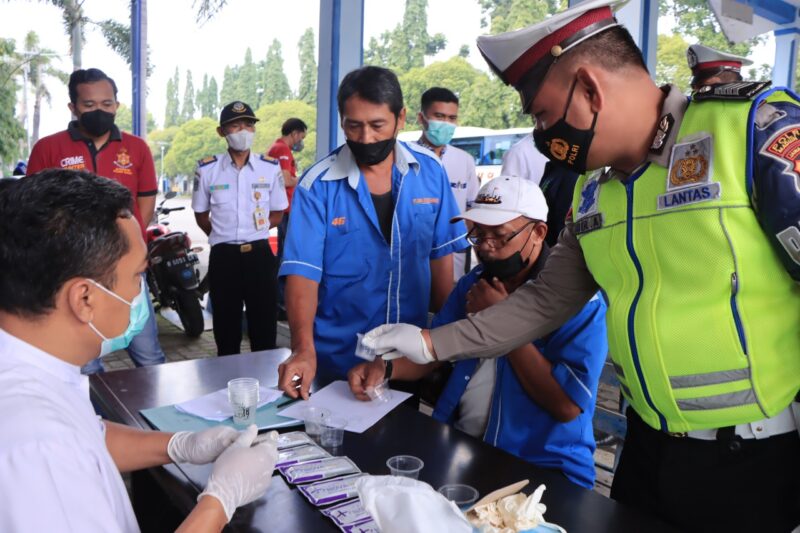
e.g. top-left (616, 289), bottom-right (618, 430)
top-left (146, 192), bottom-right (205, 338)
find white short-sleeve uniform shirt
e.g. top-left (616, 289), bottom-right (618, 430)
top-left (0, 328), bottom-right (140, 532)
top-left (500, 134), bottom-right (549, 184)
top-left (415, 141), bottom-right (479, 279)
top-left (192, 151), bottom-right (289, 246)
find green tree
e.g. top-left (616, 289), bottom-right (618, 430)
top-left (399, 56), bottom-right (483, 129)
top-left (146, 125), bottom-right (180, 177)
top-left (237, 48), bottom-right (259, 105)
top-left (0, 39), bottom-right (26, 167)
top-left (253, 99), bottom-right (317, 172)
top-left (181, 70), bottom-right (196, 122)
top-left (479, 0), bottom-right (566, 33)
top-left (164, 67), bottom-right (180, 127)
top-left (365, 0), bottom-right (446, 72)
top-left (23, 31), bottom-right (68, 147)
top-left (656, 33), bottom-right (693, 93)
top-left (115, 104), bottom-right (156, 133)
top-left (261, 40), bottom-right (292, 104)
top-left (659, 0), bottom-right (762, 57)
top-left (163, 118), bottom-right (226, 177)
top-left (206, 76), bottom-right (219, 117)
top-left (219, 65), bottom-right (237, 107)
top-left (458, 45), bottom-right (470, 58)
top-left (297, 28), bottom-right (317, 106)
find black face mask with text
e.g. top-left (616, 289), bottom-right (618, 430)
top-left (79, 109), bottom-right (116, 137)
top-left (532, 78), bottom-right (598, 174)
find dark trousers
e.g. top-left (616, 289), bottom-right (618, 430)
top-left (611, 407), bottom-right (800, 532)
top-left (209, 240), bottom-right (277, 356)
top-left (276, 212), bottom-right (289, 311)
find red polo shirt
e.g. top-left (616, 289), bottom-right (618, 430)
top-left (267, 138), bottom-right (296, 210)
top-left (27, 122), bottom-right (158, 235)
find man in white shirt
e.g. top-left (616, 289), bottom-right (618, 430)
top-left (414, 87), bottom-right (478, 280)
top-left (500, 134), bottom-right (549, 184)
top-left (0, 169), bottom-right (278, 533)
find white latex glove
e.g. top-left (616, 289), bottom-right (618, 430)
top-left (199, 425), bottom-right (279, 521)
top-left (167, 425), bottom-right (240, 464)
top-left (361, 324), bottom-right (435, 365)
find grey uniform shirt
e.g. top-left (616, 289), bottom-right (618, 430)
top-left (430, 85), bottom-right (688, 360)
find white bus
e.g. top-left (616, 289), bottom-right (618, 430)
top-left (398, 126), bottom-right (532, 184)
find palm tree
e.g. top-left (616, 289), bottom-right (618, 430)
top-left (40, 0), bottom-right (84, 71)
top-left (23, 31), bottom-right (68, 145)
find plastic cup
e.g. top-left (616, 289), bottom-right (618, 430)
top-left (302, 406), bottom-right (332, 443)
top-left (365, 379), bottom-right (392, 403)
top-left (227, 377), bottom-right (259, 427)
top-left (320, 416), bottom-right (347, 448)
top-left (438, 484), bottom-right (479, 509)
top-left (386, 455), bottom-right (424, 479)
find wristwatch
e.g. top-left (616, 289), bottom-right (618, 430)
top-left (383, 359), bottom-right (393, 381)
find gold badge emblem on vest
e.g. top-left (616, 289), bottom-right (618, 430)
top-left (660, 134), bottom-right (721, 210)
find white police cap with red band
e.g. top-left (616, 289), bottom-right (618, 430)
top-left (476, 0), bottom-right (630, 111)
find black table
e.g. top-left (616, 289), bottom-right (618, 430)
top-left (90, 351), bottom-right (675, 532)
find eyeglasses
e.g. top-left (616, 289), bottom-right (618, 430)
top-left (467, 220), bottom-right (535, 248)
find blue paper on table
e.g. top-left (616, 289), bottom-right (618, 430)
top-left (140, 395), bottom-right (302, 432)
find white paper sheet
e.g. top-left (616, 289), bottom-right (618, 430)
top-left (175, 386), bottom-right (284, 421)
top-left (277, 380), bottom-right (411, 433)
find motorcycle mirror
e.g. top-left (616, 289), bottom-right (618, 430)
top-left (165, 191), bottom-right (178, 200)
top-left (191, 246), bottom-right (204, 253)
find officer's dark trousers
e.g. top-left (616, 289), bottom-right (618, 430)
top-left (611, 407), bottom-right (800, 532)
top-left (209, 240), bottom-right (277, 356)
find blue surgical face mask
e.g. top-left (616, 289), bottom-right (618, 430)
top-left (424, 117), bottom-right (456, 147)
top-left (87, 277), bottom-right (150, 357)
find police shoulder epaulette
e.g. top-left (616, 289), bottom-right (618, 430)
top-left (260, 154), bottom-right (278, 164)
top-left (197, 155), bottom-right (217, 167)
top-left (692, 81), bottom-right (772, 102)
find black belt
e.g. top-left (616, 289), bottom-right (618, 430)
top-left (215, 239), bottom-right (268, 253)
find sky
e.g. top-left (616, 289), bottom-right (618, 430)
top-left (1, 0), bottom-right (485, 138)
top-left (0, 0), bottom-right (776, 141)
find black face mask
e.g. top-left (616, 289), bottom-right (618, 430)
top-left (79, 109), bottom-right (116, 137)
top-left (532, 78), bottom-right (598, 174)
top-left (347, 137), bottom-right (396, 166)
top-left (479, 226), bottom-right (535, 281)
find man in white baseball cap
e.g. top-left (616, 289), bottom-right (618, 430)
top-left (348, 176), bottom-right (608, 489)
top-left (361, 0), bottom-right (800, 530)
top-left (687, 43), bottom-right (754, 90)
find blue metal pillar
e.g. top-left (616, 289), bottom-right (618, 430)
top-left (773, 28), bottom-right (799, 88)
top-left (131, 0), bottom-right (147, 137)
top-left (316, 0), bottom-right (364, 160)
top-left (568, 0), bottom-right (658, 75)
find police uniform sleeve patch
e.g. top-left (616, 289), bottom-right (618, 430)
top-left (260, 154), bottom-right (279, 165)
top-left (760, 125), bottom-right (800, 179)
top-left (692, 81), bottom-right (772, 101)
top-left (197, 155), bottom-right (217, 167)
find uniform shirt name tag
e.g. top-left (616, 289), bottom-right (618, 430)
top-left (574, 213), bottom-right (604, 235)
top-left (658, 182), bottom-right (721, 210)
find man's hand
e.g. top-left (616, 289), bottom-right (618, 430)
top-left (278, 349), bottom-right (316, 400)
top-left (465, 277), bottom-right (509, 314)
top-left (348, 359), bottom-right (387, 401)
top-left (199, 425), bottom-right (279, 522)
top-left (361, 324), bottom-right (436, 365)
top-left (167, 425), bottom-right (240, 465)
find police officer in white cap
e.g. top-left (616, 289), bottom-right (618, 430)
top-left (687, 43), bottom-right (753, 91)
top-left (360, 1), bottom-right (800, 530)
